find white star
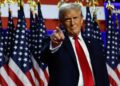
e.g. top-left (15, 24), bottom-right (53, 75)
top-left (107, 41), bottom-right (110, 44)
top-left (24, 52), bottom-right (28, 56)
top-left (112, 61), bottom-right (115, 64)
top-left (107, 51), bottom-right (110, 54)
top-left (13, 51), bottom-right (17, 55)
top-left (17, 24), bottom-right (20, 28)
top-left (108, 36), bottom-right (111, 39)
top-left (107, 56), bottom-right (109, 59)
top-left (19, 46), bottom-right (23, 50)
top-left (0, 47), bottom-right (3, 51)
top-left (19, 52), bottom-right (22, 55)
top-left (23, 63), bottom-right (27, 67)
top-left (22, 30), bottom-right (25, 33)
top-left (39, 51), bottom-right (41, 54)
top-left (109, 15), bottom-right (111, 18)
top-left (18, 58), bottom-right (22, 61)
top-left (35, 51), bottom-right (37, 54)
top-left (4, 42), bottom-right (7, 45)
top-left (112, 56), bottom-right (115, 59)
top-left (25, 47), bottom-right (28, 50)
top-left (0, 58), bottom-right (2, 61)
top-left (112, 51), bottom-right (115, 54)
top-left (0, 52), bottom-right (3, 56)
top-left (39, 40), bottom-right (42, 43)
top-left (108, 26), bottom-right (111, 29)
top-left (15, 40), bottom-right (18, 44)
top-left (18, 19), bottom-right (21, 22)
top-left (1, 37), bottom-right (4, 40)
top-left (14, 46), bottom-right (17, 49)
top-left (112, 46), bottom-right (115, 49)
top-left (21, 35), bottom-right (25, 39)
top-left (87, 23), bottom-right (90, 26)
top-left (108, 20), bottom-right (111, 23)
top-left (87, 34), bottom-right (90, 36)
top-left (20, 41), bottom-right (24, 44)
top-left (24, 58), bottom-right (28, 62)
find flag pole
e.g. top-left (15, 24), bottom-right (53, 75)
top-left (115, 13), bottom-right (119, 29)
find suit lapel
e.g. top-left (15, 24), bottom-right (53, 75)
top-left (63, 33), bottom-right (78, 67)
top-left (82, 36), bottom-right (100, 84)
top-left (82, 36), bottom-right (94, 61)
top-left (63, 33), bottom-right (95, 69)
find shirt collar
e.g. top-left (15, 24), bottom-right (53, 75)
top-left (69, 32), bottom-right (82, 41)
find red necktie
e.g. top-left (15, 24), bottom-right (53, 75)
top-left (74, 36), bottom-right (94, 86)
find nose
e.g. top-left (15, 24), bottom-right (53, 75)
top-left (70, 19), bottom-right (75, 26)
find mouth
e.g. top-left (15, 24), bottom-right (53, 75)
top-left (70, 26), bottom-right (77, 30)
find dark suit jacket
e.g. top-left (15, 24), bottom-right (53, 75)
top-left (41, 32), bottom-right (110, 86)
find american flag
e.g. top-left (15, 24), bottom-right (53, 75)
top-left (83, 6), bottom-right (103, 46)
top-left (37, 3), bottom-right (49, 83)
top-left (92, 12), bottom-right (103, 42)
top-left (29, 1), bottom-right (49, 85)
top-left (29, 9), bottom-right (49, 86)
top-left (0, 11), bottom-right (16, 86)
top-left (7, 5), bottom-right (37, 86)
top-left (0, 2), bottom-right (49, 85)
top-left (0, 12), bottom-right (8, 86)
top-left (92, 12), bottom-right (104, 48)
top-left (115, 15), bottom-right (120, 63)
top-left (83, 6), bottom-right (93, 38)
top-left (106, 9), bottom-right (120, 86)
top-left (4, 8), bottom-right (15, 59)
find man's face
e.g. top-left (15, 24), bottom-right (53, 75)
top-left (61, 9), bottom-right (83, 37)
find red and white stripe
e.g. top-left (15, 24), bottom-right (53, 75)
top-left (8, 59), bottom-right (32, 86)
top-left (0, 65), bottom-right (16, 86)
top-left (31, 56), bottom-right (49, 86)
top-left (1, 2), bottom-right (106, 30)
top-left (107, 64), bottom-right (120, 86)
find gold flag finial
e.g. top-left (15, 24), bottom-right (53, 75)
top-left (86, 0), bottom-right (92, 7)
top-left (4, 0), bottom-right (16, 8)
top-left (4, 0), bottom-right (15, 4)
top-left (57, 0), bottom-right (65, 8)
top-left (75, 0), bottom-right (83, 7)
top-left (17, 0), bottom-right (24, 10)
top-left (86, 0), bottom-right (98, 7)
top-left (91, 0), bottom-right (99, 6)
top-left (0, 1), bottom-right (4, 7)
top-left (18, 0), bottom-right (24, 7)
top-left (28, 0), bottom-right (37, 14)
top-left (106, 0), bottom-right (114, 12)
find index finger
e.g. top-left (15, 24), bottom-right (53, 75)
top-left (55, 27), bottom-right (62, 33)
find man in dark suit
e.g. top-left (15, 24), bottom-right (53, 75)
top-left (41, 3), bottom-right (110, 86)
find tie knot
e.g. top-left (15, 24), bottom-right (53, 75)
top-left (73, 36), bottom-right (79, 40)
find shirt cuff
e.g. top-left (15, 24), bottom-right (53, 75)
top-left (49, 41), bottom-right (62, 53)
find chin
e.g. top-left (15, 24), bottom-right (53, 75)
top-left (70, 32), bottom-right (79, 37)
top-left (73, 31), bottom-right (79, 35)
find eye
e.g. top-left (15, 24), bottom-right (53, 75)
top-left (64, 18), bottom-right (71, 22)
top-left (73, 17), bottom-right (78, 19)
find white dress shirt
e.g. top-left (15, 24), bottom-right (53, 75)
top-left (50, 32), bottom-right (94, 86)
top-left (69, 33), bottom-right (94, 86)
